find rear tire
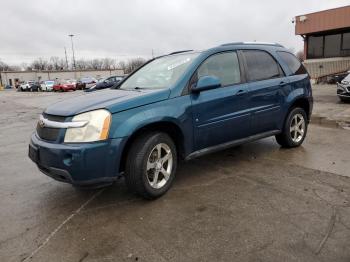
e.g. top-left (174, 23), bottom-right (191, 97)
top-left (339, 97), bottom-right (350, 103)
top-left (125, 132), bottom-right (177, 199)
top-left (275, 107), bottom-right (308, 148)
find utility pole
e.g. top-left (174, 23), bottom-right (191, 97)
top-left (64, 47), bottom-right (69, 70)
top-left (68, 34), bottom-right (76, 70)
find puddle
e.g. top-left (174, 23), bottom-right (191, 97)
top-left (311, 115), bottom-right (350, 130)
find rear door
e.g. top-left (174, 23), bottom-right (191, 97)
top-left (190, 51), bottom-right (250, 150)
top-left (241, 50), bottom-right (287, 134)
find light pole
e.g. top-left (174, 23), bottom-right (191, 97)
top-left (68, 34), bottom-right (76, 70)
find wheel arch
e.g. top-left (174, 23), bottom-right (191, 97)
top-left (288, 97), bottom-right (311, 121)
top-left (118, 120), bottom-right (186, 173)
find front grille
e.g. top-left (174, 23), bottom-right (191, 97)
top-left (36, 114), bottom-right (67, 141)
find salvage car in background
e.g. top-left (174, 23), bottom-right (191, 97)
top-left (76, 77), bottom-right (97, 90)
top-left (19, 81), bottom-right (35, 91)
top-left (40, 80), bottom-right (55, 91)
top-left (337, 73), bottom-right (350, 102)
top-left (327, 72), bottom-right (349, 84)
top-left (53, 80), bottom-right (76, 92)
top-left (30, 82), bottom-right (40, 92)
top-left (85, 76), bottom-right (124, 92)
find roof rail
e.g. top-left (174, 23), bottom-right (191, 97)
top-left (220, 42), bottom-right (284, 47)
top-left (168, 50), bottom-right (194, 55)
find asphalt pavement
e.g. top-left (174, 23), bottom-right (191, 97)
top-left (0, 89), bottom-right (349, 262)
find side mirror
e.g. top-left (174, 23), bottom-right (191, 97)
top-left (191, 76), bottom-right (221, 93)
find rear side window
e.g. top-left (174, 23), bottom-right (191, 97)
top-left (243, 50), bottom-right (283, 82)
top-left (197, 52), bottom-right (241, 86)
top-left (277, 51), bottom-right (307, 75)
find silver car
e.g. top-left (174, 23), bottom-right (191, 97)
top-left (40, 80), bottom-right (55, 91)
top-left (337, 74), bottom-right (350, 102)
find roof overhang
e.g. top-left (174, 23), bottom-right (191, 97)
top-left (295, 5), bottom-right (350, 35)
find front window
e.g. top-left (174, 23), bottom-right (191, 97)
top-left (197, 52), bottom-right (241, 86)
top-left (119, 53), bottom-right (200, 90)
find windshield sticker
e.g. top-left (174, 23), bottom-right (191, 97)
top-left (167, 58), bottom-right (190, 70)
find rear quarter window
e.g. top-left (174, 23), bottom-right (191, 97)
top-left (277, 51), bottom-right (307, 75)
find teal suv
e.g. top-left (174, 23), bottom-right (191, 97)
top-left (29, 42), bottom-right (313, 199)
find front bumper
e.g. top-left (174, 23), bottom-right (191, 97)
top-left (29, 133), bottom-right (125, 186)
top-left (337, 83), bottom-right (350, 99)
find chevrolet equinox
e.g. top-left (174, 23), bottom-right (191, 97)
top-left (29, 42), bottom-right (313, 199)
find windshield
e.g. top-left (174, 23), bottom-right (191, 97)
top-left (45, 81), bottom-right (54, 85)
top-left (119, 52), bottom-right (200, 89)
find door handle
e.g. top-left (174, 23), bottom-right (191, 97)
top-left (236, 89), bottom-right (247, 96)
top-left (279, 81), bottom-right (287, 87)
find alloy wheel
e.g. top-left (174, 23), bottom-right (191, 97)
top-left (146, 143), bottom-right (173, 189)
top-left (290, 113), bottom-right (305, 143)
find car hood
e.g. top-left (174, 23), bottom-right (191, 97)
top-left (44, 88), bottom-right (170, 116)
top-left (341, 74), bottom-right (350, 84)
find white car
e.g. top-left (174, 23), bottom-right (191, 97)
top-left (40, 80), bottom-right (55, 91)
top-left (19, 81), bottom-right (35, 91)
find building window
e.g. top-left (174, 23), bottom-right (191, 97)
top-left (342, 33), bottom-right (350, 50)
top-left (324, 34), bottom-right (341, 57)
top-left (307, 36), bottom-right (324, 58)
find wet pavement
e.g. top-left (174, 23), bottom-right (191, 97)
top-left (312, 84), bottom-right (350, 129)
top-left (0, 90), bottom-right (349, 262)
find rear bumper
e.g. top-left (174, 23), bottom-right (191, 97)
top-left (29, 133), bottom-right (125, 186)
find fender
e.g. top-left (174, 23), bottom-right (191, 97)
top-left (109, 95), bottom-right (195, 155)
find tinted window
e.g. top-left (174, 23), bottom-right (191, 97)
top-left (197, 52), bottom-right (241, 86)
top-left (307, 36), bottom-right (323, 58)
top-left (342, 33), bottom-right (350, 50)
top-left (243, 50), bottom-right (283, 82)
top-left (324, 34), bottom-right (341, 57)
top-left (277, 51), bottom-right (307, 75)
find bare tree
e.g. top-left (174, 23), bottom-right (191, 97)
top-left (0, 59), bottom-right (19, 71)
top-left (50, 56), bottom-right (61, 70)
top-left (121, 58), bottom-right (146, 74)
top-left (31, 58), bottom-right (49, 70)
top-left (102, 58), bottom-right (116, 70)
top-left (90, 58), bottom-right (103, 70)
top-left (1, 56), bottom-right (139, 73)
top-left (58, 58), bottom-right (67, 70)
top-left (0, 59), bottom-right (10, 71)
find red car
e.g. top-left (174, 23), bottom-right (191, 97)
top-left (53, 80), bottom-right (76, 92)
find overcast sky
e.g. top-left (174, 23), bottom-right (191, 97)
top-left (1, 0), bottom-right (350, 65)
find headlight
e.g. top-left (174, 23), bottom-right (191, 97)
top-left (64, 109), bottom-right (111, 143)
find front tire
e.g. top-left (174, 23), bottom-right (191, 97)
top-left (125, 132), bottom-right (177, 199)
top-left (339, 96), bottom-right (350, 103)
top-left (275, 107), bottom-right (308, 148)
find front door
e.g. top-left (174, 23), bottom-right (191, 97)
top-left (190, 51), bottom-right (250, 150)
